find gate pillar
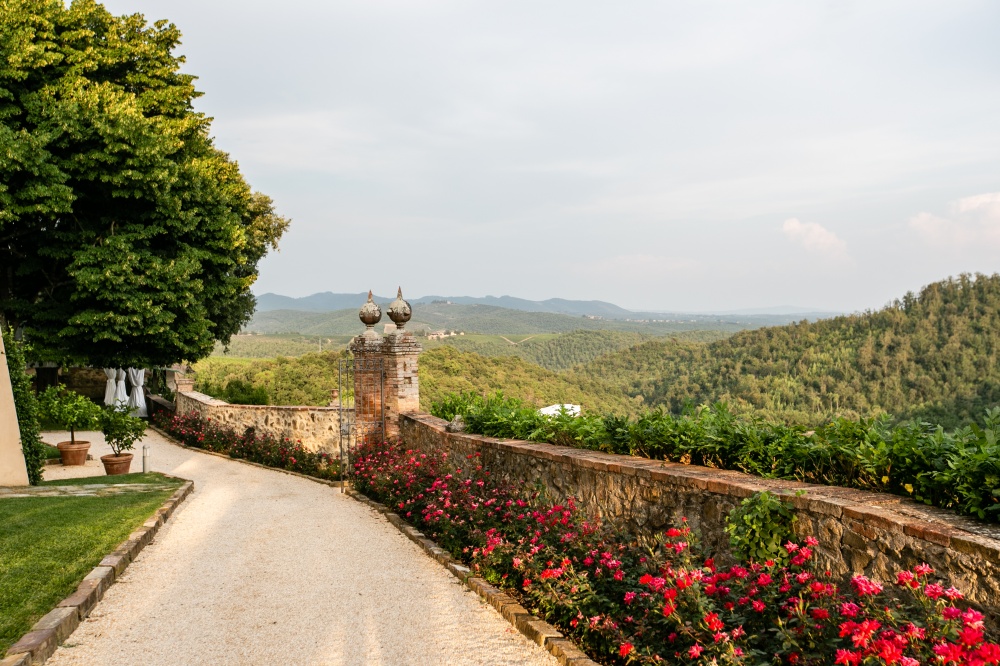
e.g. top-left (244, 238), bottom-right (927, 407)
top-left (383, 288), bottom-right (421, 440)
top-left (349, 292), bottom-right (385, 443)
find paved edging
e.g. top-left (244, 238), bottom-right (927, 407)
top-left (345, 489), bottom-right (599, 666)
top-left (2, 476), bottom-right (194, 666)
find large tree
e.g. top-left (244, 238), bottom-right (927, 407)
top-left (0, 0), bottom-right (288, 367)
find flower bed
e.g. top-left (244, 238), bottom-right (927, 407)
top-left (353, 438), bottom-right (999, 665)
top-left (432, 393), bottom-right (1000, 522)
top-left (154, 411), bottom-right (340, 480)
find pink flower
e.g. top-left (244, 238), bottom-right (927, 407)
top-left (962, 608), bottom-right (985, 629)
top-left (924, 583), bottom-right (945, 600)
top-left (850, 575), bottom-right (883, 596)
top-left (688, 644), bottom-right (703, 658)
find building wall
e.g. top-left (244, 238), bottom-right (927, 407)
top-left (176, 391), bottom-right (346, 453)
top-left (400, 412), bottom-right (1000, 630)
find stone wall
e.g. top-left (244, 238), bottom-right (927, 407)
top-left (176, 391), bottom-right (346, 453)
top-left (400, 412), bottom-right (1000, 629)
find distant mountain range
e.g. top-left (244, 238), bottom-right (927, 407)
top-left (254, 292), bottom-right (840, 320)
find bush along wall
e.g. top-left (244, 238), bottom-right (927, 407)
top-left (3, 328), bottom-right (44, 484)
top-left (431, 392), bottom-right (1000, 523)
top-left (154, 411), bottom-right (339, 480)
top-left (352, 439), bottom-right (1000, 665)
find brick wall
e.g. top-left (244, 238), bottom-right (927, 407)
top-left (400, 412), bottom-right (1000, 630)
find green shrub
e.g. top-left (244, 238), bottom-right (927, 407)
top-left (435, 392), bottom-right (1000, 522)
top-left (38, 386), bottom-right (101, 444)
top-left (199, 379), bottom-right (270, 405)
top-left (725, 491), bottom-right (797, 563)
top-left (98, 405), bottom-right (147, 456)
top-left (3, 329), bottom-right (44, 484)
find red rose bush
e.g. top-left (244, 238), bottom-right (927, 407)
top-left (352, 439), bottom-right (998, 665)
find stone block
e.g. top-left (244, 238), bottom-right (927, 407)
top-left (84, 566), bottom-right (116, 594)
top-left (520, 617), bottom-right (563, 647)
top-left (6, 629), bottom-right (60, 663)
top-left (30, 606), bottom-right (80, 644)
top-left (58, 577), bottom-right (104, 618)
top-left (0, 653), bottom-right (32, 666)
top-left (952, 533), bottom-right (1000, 560)
top-left (547, 637), bottom-right (592, 662)
top-left (903, 520), bottom-right (954, 547)
top-left (99, 550), bottom-right (131, 576)
top-left (501, 601), bottom-right (532, 625)
top-left (843, 506), bottom-right (904, 534)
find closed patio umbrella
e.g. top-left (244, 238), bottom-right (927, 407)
top-left (113, 368), bottom-right (128, 407)
top-left (127, 368), bottom-right (148, 417)
top-left (103, 368), bottom-right (117, 405)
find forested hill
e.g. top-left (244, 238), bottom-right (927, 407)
top-left (574, 274), bottom-right (1000, 428)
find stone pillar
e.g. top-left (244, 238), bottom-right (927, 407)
top-left (0, 334), bottom-right (30, 486)
top-left (382, 330), bottom-right (421, 441)
top-left (382, 288), bottom-right (420, 441)
top-left (174, 376), bottom-right (195, 394)
top-left (350, 292), bottom-right (385, 443)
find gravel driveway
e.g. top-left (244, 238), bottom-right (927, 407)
top-left (41, 430), bottom-right (557, 666)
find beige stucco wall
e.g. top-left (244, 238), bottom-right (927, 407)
top-left (0, 335), bottom-right (29, 485)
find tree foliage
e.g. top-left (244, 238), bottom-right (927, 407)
top-left (576, 274), bottom-right (1000, 428)
top-left (0, 0), bottom-right (288, 367)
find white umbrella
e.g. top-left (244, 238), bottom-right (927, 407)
top-left (113, 368), bottom-right (128, 407)
top-left (103, 368), bottom-right (117, 405)
top-left (127, 368), bottom-right (148, 417)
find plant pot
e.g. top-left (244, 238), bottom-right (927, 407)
top-left (101, 453), bottom-right (134, 476)
top-left (57, 441), bottom-right (91, 466)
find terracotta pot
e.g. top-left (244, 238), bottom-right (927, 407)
top-left (101, 453), bottom-right (134, 476)
top-left (57, 441), bottom-right (91, 466)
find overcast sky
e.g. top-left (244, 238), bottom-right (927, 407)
top-left (104, 0), bottom-right (1000, 313)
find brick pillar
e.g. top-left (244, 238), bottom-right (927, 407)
top-left (382, 330), bottom-right (421, 441)
top-left (349, 330), bottom-right (384, 443)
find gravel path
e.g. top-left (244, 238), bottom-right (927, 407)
top-left (41, 430), bottom-right (557, 666)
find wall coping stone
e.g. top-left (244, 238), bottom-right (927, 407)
top-left (177, 391), bottom-right (343, 413)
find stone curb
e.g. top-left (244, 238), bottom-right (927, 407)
top-left (148, 425), bottom-right (344, 490)
top-left (344, 489), bottom-right (599, 666)
top-left (3, 476), bottom-right (194, 666)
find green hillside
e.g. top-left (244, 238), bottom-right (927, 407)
top-left (575, 273), bottom-right (1000, 428)
top-left (193, 346), bottom-right (639, 414)
top-left (424, 330), bottom-right (729, 371)
top-left (245, 302), bottom-right (821, 337)
top-left (212, 334), bottom-right (354, 358)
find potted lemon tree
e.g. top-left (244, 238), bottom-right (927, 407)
top-left (39, 386), bottom-right (101, 465)
top-left (98, 404), bottom-right (146, 475)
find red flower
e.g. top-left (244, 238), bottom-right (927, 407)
top-left (619, 642), bottom-right (634, 657)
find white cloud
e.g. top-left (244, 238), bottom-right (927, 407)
top-left (782, 219), bottom-right (849, 260)
top-left (909, 192), bottom-right (1000, 248)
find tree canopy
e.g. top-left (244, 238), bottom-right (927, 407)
top-left (0, 0), bottom-right (288, 367)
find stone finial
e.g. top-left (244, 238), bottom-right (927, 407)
top-left (387, 287), bottom-right (412, 330)
top-left (359, 290), bottom-right (382, 333)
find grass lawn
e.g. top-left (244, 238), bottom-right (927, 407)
top-left (0, 473), bottom-right (182, 653)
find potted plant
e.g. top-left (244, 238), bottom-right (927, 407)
top-left (39, 386), bottom-right (101, 466)
top-left (98, 404), bottom-right (146, 475)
